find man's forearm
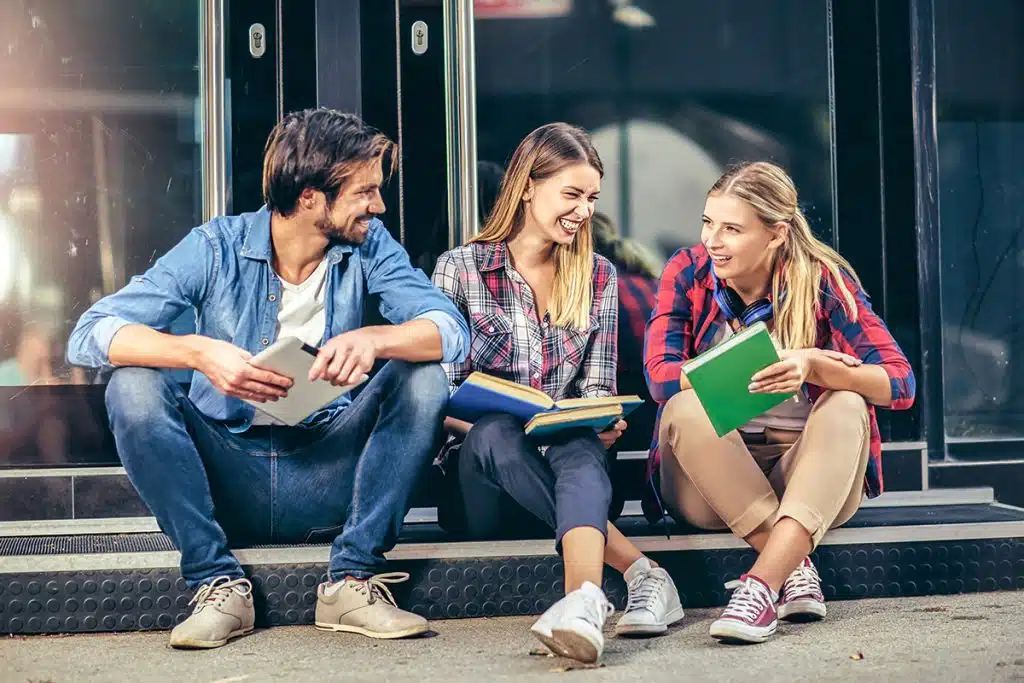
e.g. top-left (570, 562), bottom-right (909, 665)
top-left (367, 319), bottom-right (444, 362)
top-left (107, 325), bottom-right (207, 371)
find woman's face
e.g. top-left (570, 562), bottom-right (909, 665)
top-left (701, 193), bottom-right (784, 285)
top-left (522, 162), bottom-right (601, 246)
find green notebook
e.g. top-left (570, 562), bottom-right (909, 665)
top-left (681, 321), bottom-right (795, 437)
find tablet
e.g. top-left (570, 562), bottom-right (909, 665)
top-left (243, 336), bottom-right (369, 426)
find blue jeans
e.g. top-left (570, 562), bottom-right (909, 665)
top-left (105, 360), bottom-right (449, 587)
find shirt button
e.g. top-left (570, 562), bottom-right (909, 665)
top-left (487, 326), bottom-right (494, 333)
top-left (268, 294), bottom-right (277, 302)
top-left (261, 338), bottom-right (269, 345)
top-left (533, 372), bottom-right (541, 379)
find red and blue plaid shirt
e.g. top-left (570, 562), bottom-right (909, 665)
top-left (616, 272), bottom-right (659, 402)
top-left (433, 240), bottom-right (619, 403)
top-left (642, 243), bottom-right (916, 522)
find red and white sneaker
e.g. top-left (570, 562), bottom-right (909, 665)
top-left (709, 574), bottom-right (778, 644)
top-left (778, 557), bottom-right (827, 622)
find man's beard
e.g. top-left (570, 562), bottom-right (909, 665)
top-left (316, 209), bottom-right (371, 246)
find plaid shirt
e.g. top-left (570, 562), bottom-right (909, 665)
top-left (641, 243), bottom-right (916, 523)
top-left (433, 241), bottom-right (618, 404)
top-left (617, 272), bottom-right (659, 402)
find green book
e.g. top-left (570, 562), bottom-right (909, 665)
top-left (681, 321), bottom-right (795, 437)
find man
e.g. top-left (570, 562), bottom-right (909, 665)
top-left (67, 109), bottom-right (470, 649)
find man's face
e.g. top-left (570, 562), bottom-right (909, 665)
top-left (316, 159), bottom-right (386, 245)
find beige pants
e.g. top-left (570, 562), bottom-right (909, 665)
top-left (659, 390), bottom-right (870, 549)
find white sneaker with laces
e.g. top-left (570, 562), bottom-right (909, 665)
top-left (615, 557), bottom-right (685, 636)
top-left (534, 581), bottom-right (614, 663)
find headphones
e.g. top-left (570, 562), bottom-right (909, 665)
top-left (711, 269), bottom-right (774, 327)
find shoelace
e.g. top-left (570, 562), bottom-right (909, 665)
top-left (783, 562), bottom-right (821, 601)
top-left (625, 570), bottom-right (668, 614)
top-left (190, 576), bottom-right (252, 612)
top-left (721, 578), bottom-right (773, 622)
top-left (350, 572), bottom-right (411, 607)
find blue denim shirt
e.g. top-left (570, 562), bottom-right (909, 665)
top-left (67, 206), bottom-right (470, 431)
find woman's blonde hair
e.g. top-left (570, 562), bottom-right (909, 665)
top-left (471, 122), bottom-right (603, 329)
top-left (710, 161), bottom-right (861, 350)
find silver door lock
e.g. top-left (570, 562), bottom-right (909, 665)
top-left (411, 20), bottom-right (428, 55)
top-left (249, 23), bottom-right (266, 58)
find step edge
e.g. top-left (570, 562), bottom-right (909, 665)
top-left (3, 520), bottom-right (1022, 575)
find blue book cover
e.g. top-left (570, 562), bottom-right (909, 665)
top-left (448, 372), bottom-right (643, 436)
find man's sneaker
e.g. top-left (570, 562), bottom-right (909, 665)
top-left (315, 572), bottom-right (429, 639)
top-left (615, 557), bottom-right (684, 636)
top-left (169, 576), bottom-right (255, 649)
top-left (709, 574), bottom-right (778, 644)
top-left (778, 557), bottom-right (827, 622)
top-left (534, 581), bottom-right (614, 663)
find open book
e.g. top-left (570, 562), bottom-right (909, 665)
top-left (448, 371), bottom-right (642, 438)
top-left (681, 321), bottom-right (794, 437)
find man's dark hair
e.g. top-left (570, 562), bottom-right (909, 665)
top-left (262, 108), bottom-right (395, 216)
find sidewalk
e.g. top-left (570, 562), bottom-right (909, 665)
top-left (3, 591), bottom-right (1023, 682)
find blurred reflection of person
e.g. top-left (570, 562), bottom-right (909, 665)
top-left (0, 321), bottom-right (56, 386)
top-left (589, 212), bottom-right (662, 513)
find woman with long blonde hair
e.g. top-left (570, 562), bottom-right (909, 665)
top-left (433, 123), bottom-right (682, 663)
top-left (645, 161), bottom-right (915, 644)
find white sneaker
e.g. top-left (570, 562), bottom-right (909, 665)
top-left (533, 581), bottom-right (614, 663)
top-left (530, 597), bottom-right (570, 657)
top-left (615, 557), bottom-right (685, 636)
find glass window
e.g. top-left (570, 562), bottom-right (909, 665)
top-left (935, 0), bottom-right (1024, 441)
top-left (473, 0), bottom-right (834, 261)
top-left (0, 2), bottom-right (202, 465)
top-left (472, 0), bottom-right (834, 450)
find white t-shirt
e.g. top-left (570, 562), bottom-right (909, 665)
top-left (250, 258), bottom-right (329, 425)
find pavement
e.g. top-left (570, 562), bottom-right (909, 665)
top-left (3, 591), bottom-right (1024, 683)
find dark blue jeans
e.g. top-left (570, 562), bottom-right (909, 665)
top-left (444, 413), bottom-right (612, 549)
top-left (104, 360), bottom-right (449, 587)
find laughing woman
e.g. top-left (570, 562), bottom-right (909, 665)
top-left (432, 123), bottom-right (683, 663)
top-left (644, 161), bottom-right (915, 644)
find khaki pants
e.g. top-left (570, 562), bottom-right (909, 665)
top-left (659, 390), bottom-right (870, 549)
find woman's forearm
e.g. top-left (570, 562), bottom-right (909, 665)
top-left (809, 352), bottom-right (893, 406)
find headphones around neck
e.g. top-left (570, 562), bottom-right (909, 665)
top-left (711, 269), bottom-right (774, 327)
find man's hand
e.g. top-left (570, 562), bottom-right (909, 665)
top-left (598, 419), bottom-right (627, 449)
top-left (196, 338), bottom-right (292, 402)
top-left (309, 329), bottom-right (378, 386)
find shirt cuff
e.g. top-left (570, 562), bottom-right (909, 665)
top-left (414, 310), bottom-right (469, 364)
top-left (91, 316), bottom-right (134, 368)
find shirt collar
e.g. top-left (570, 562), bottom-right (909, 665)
top-left (477, 240), bottom-right (509, 273)
top-left (240, 205), bottom-right (354, 265)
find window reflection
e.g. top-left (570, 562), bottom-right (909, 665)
top-left (0, 1), bottom-right (201, 465)
top-left (936, 0), bottom-right (1024, 440)
top-left (474, 0), bottom-right (834, 265)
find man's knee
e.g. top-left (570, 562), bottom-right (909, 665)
top-left (105, 367), bottom-right (178, 427)
top-left (387, 361), bottom-right (450, 416)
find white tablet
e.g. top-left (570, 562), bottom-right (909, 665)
top-left (243, 336), bottom-right (369, 426)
